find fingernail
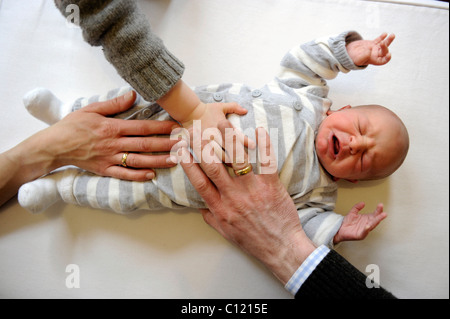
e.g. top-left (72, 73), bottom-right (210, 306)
top-left (146, 172), bottom-right (155, 180)
top-left (171, 127), bottom-right (183, 136)
top-left (170, 155), bottom-right (180, 164)
top-left (125, 90), bottom-right (134, 101)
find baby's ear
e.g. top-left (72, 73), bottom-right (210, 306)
top-left (326, 105), bottom-right (351, 116)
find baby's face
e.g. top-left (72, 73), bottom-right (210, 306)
top-left (315, 105), bottom-right (408, 181)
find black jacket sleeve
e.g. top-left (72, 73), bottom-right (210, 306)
top-left (295, 250), bottom-right (397, 299)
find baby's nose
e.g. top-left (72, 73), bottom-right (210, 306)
top-left (349, 136), bottom-right (364, 155)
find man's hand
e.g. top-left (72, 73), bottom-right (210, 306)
top-left (178, 124), bottom-right (316, 284)
top-left (333, 202), bottom-right (387, 244)
top-left (347, 33), bottom-right (395, 66)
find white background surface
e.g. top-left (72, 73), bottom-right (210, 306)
top-left (0, 0), bottom-right (448, 298)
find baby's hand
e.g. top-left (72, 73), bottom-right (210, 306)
top-left (333, 202), bottom-right (387, 245)
top-left (179, 102), bottom-right (255, 162)
top-left (183, 102), bottom-right (247, 131)
top-left (346, 33), bottom-right (395, 66)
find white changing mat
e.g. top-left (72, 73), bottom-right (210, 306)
top-left (0, 0), bottom-right (448, 298)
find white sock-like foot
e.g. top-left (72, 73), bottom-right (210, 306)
top-left (23, 88), bottom-right (72, 125)
top-left (18, 177), bottom-right (62, 214)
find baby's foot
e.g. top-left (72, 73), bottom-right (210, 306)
top-left (23, 88), bottom-right (72, 124)
top-left (18, 176), bottom-right (62, 214)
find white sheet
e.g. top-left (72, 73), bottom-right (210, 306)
top-left (0, 0), bottom-right (448, 298)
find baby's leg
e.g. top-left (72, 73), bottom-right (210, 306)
top-left (18, 168), bottom-right (184, 214)
top-left (18, 168), bottom-right (79, 214)
top-left (68, 165), bottom-right (206, 213)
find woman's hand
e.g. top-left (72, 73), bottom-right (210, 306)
top-left (47, 90), bottom-right (179, 181)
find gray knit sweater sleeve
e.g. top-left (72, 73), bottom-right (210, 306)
top-left (54, 0), bottom-right (184, 102)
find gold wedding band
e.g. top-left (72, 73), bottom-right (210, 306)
top-left (121, 152), bottom-right (129, 167)
top-left (234, 164), bottom-right (253, 176)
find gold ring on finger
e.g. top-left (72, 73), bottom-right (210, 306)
top-left (121, 152), bottom-right (129, 168)
top-left (234, 164), bottom-right (253, 176)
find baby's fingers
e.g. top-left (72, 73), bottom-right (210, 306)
top-left (218, 120), bottom-right (250, 167)
top-left (219, 104), bottom-right (255, 149)
top-left (222, 102), bottom-right (248, 116)
top-left (376, 53), bottom-right (392, 66)
top-left (383, 33), bottom-right (396, 47)
top-left (218, 119), bottom-right (256, 151)
top-left (377, 34), bottom-right (394, 57)
top-left (373, 33), bottom-right (388, 44)
top-left (373, 203), bottom-right (385, 215)
top-left (368, 204), bottom-right (387, 228)
top-left (349, 202), bottom-right (366, 215)
top-left (372, 45), bottom-right (392, 65)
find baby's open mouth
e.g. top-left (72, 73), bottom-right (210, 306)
top-left (332, 135), bottom-right (340, 156)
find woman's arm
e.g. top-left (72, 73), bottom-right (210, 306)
top-left (0, 132), bottom-right (56, 207)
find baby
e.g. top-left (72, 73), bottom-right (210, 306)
top-left (19, 31), bottom-right (408, 248)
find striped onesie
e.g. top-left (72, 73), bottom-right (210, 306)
top-left (19, 31), bottom-right (364, 248)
